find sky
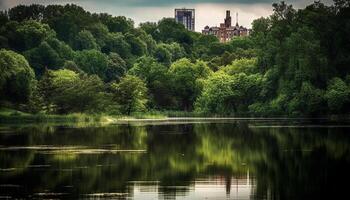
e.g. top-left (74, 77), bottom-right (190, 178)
top-left (0, 0), bottom-right (333, 32)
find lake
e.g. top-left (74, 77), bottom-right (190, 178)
top-left (0, 119), bottom-right (349, 199)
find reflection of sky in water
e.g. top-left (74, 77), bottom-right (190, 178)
top-left (0, 0), bottom-right (333, 31)
top-left (131, 173), bottom-right (255, 200)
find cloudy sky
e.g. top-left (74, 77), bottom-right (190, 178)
top-left (0, 0), bottom-right (333, 31)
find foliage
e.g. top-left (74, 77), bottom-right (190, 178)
top-left (325, 77), bottom-right (350, 113)
top-left (74, 49), bottom-right (108, 80)
top-left (73, 30), bottom-right (99, 50)
top-left (169, 58), bottom-right (212, 110)
top-left (111, 75), bottom-right (148, 115)
top-left (39, 69), bottom-right (106, 113)
top-left (63, 60), bottom-right (83, 74)
top-left (99, 15), bottom-right (134, 33)
top-left (221, 58), bottom-right (258, 75)
top-left (153, 43), bottom-right (172, 66)
top-left (195, 72), bottom-right (263, 115)
top-left (105, 53), bottom-right (127, 82)
top-left (24, 41), bottom-right (62, 76)
top-left (14, 20), bottom-right (55, 51)
top-left (288, 82), bottom-right (325, 116)
top-left (128, 56), bottom-right (173, 108)
top-left (0, 49), bottom-right (35, 103)
top-left (125, 33), bottom-right (147, 56)
top-left (101, 32), bottom-right (131, 59)
top-left (1, 1), bottom-right (350, 116)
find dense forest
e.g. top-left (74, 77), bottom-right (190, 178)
top-left (0, 0), bottom-right (349, 117)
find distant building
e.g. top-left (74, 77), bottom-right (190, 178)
top-left (202, 10), bottom-right (251, 42)
top-left (175, 8), bottom-right (195, 31)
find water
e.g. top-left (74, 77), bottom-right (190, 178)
top-left (0, 119), bottom-right (349, 199)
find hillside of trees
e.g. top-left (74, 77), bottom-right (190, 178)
top-left (0, 1), bottom-right (349, 117)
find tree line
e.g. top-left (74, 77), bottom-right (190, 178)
top-left (0, 1), bottom-right (349, 116)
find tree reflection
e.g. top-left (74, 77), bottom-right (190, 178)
top-left (0, 121), bottom-right (349, 199)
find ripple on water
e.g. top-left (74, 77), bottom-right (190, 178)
top-left (82, 193), bottom-right (128, 198)
top-left (0, 145), bottom-right (147, 154)
top-left (0, 168), bottom-right (17, 171)
top-left (0, 184), bottom-right (21, 188)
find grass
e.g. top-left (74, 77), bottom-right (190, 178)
top-left (0, 108), bottom-right (217, 124)
top-left (0, 108), bottom-right (103, 123)
top-left (0, 108), bottom-right (173, 124)
top-left (146, 110), bottom-right (237, 118)
top-left (146, 110), bottom-right (194, 117)
top-left (129, 111), bottom-right (167, 119)
top-left (2, 108), bottom-right (346, 125)
top-left (130, 110), bottom-right (200, 119)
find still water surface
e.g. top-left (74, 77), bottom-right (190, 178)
top-left (0, 119), bottom-right (349, 199)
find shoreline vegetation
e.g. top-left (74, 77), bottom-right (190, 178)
top-left (0, 108), bottom-right (162, 123)
top-left (1, 108), bottom-right (348, 124)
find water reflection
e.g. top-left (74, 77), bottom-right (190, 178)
top-left (0, 119), bottom-right (349, 199)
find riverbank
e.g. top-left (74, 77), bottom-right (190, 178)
top-left (1, 108), bottom-right (348, 124)
top-left (0, 109), bottom-right (100, 123)
top-left (0, 108), bottom-right (171, 124)
top-left (0, 108), bottom-right (245, 124)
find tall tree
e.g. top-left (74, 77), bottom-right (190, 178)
top-left (74, 49), bottom-right (108, 80)
top-left (169, 58), bottom-right (212, 110)
top-left (112, 75), bottom-right (148, 115)
top-left (0, 49), bottom-right (35, 103)
top-left (73, 30), bottom-right (99, 50)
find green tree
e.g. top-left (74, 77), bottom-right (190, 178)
top-left (63, 60), bottom-right (83, 74)
top-left (74, 49), bottom-right (108, 80)
top-left (138, 31), bottom-right (157, 55)
top-left (39, 69), bottom-right (105, 113)
top-left (282, 27), bottom-right (329, 88)
top-left (139, 22), bottom-right (158, 36)
top-left (0, 49), bottom-right (35, 103)
top-left (156, 18), bottom-right (193, 46)
top-left (105, 53), bottom-right (127, 82)
top-left (195, 72), bottom-right (263, 115)
top-left (15, 20), bottom-right (55, 51)
top-left (8, 4), bottom-right (45, 21)
top-left (112, 75), bottom-right (148, 115)
top-left (325, 77), bottom-right (349, 113)
top-left (222, 58), bottom-right (258, 75)
top-left (24, 41), bottom-right (62, 76)
top-left (154, 44), bottom-right (172, 66)
top-left (229, 37), bottom-right (254, 50)
top-left (24, 37), bottom-right (74, 76)
top-left (86, 23), bottom-right (110, 47)
top-left (102, 33), bottom-right (131, 59)
top-left (192, 34), bottom-right (218, 59)
top-left (100, 15), bottom-right (134, 33)
top-left (208, 42), bottom-right (231, 56)
top-left (73, 30), bottom-right (99, 50)
top-left (250, 17), bottom-right (270, 38)
top-left (125, 33), bottom-right (147, 56)
top-left (42, 4), bottom-right (91, 43)
top-left (287, 82), bottom-right (325, 116)
top-left (46, 37), bottom-right (74, 61)
top-left (169, 58), bottom-right (212, 110)
top-left (164, 42), bottom-right (186, 61)
top-left (0, 21), bottom-right (19, 51)
top-left (129, 56), bottom-right (173, 108)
